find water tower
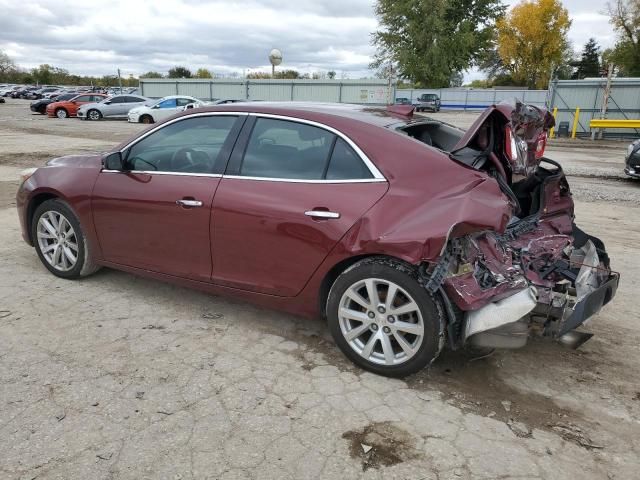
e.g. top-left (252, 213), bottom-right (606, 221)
top-left (269, 49), bottom-right (283, 77)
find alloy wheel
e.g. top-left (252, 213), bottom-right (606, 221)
top-left (88, 109), bottom-right (101, 120)
top-left (36, 211), bottom-right (78, 272)
top-left (56, 109), bottom-right (68, 118)
top-left (338, 278), bottom-right (425, 366)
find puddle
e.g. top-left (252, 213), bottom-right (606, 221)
top-left (342, 421), bottom-right (420, 471)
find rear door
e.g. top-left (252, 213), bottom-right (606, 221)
top-left (210, 115), bottom-right (388, 296)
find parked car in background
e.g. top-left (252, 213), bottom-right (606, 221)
top-left (45, 93), bottom-right (108, 118)
top-left (30, 93), bottom-right (79, 115)
top-left (178, 98), bottom-right (246, 112)
top-left (2, 85), bottom-right (22, 97)
top-left (77, 94), bottom-right (151, 120)
top-left (414, 93), bottom-right (441, 112)
top-left (625, 139), bottom-right (640, 178)
top-left (28, 87), bottom-right (60, 100)
top-left (127, 95), bottom-right (199, 124)
top-left (394, 97), bottom-right (411, 105)
top-left (17, 101), bottom-right (618, 377)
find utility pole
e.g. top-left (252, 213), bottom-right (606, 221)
top-left (592, 63), bottom-right (614, 141)
top-left (117, 68), bottom-right (123, 94)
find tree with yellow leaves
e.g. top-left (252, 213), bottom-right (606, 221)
top-left (496, 0), bottom-right (571, 89)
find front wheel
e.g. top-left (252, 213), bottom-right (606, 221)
top-left (140, 114), bottom-right (154, 124)
top-left (55, 108), bottom-right (68, 118)
top-left (326, 257), bottom-right (444, 377)
top-left (31, 199), bottom-right (100, 279)
top-left (87, 109), bottom-right (102, 121)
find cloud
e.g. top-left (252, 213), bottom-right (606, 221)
top-left (0, 0), bottom-right (618, 81)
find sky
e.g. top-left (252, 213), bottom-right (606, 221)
top-left (0, 0), bottom-right (617, 82)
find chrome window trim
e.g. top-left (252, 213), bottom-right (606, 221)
top-left (101, 169), bottom-right (222, 178)
top-left (222, 174), bottom-right (386, 184)
top-left (247, 112), bottom-right (386, 181)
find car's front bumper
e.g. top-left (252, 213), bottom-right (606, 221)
top-left (557, 273), bottom-right (619, 336)
top-left (128, 113), bottom-right (141, 123)
top-left (77, 110), bottom-right (86, 118)
top-left (624, 166), bottom-right (640, 178)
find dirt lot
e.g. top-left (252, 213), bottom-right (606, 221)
top-left (1, 99), bottom-right (639, 480)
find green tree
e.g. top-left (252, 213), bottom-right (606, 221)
top-left (371, 0), bottom-right (505, 87)
top-left (195, 68), bottom-right (213, 78)
top-left (167, 66), bottom-right (192, 78)
top-left (607, 0), bottom-right (640, 76)
top-left (327, 70), bottom-right (337, 79)
top-left (140, 71), bottom-right (164, 78)
top-left (573, 38), bottom-right (601, 78)
top-left (496, 0), bottom-right (571, 88)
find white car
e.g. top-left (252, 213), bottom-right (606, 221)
top-left (127, 95), bottom-right (200, 124)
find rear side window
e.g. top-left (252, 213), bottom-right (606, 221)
top-left (325, 139), bottom-right (373, 180)
top-left (125, 96), bottom-right (143, 103)
top-left (240, 118), bottom-right (334, 180)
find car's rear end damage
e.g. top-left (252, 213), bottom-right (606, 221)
top-left (400, 101), bottom-right (619, 351)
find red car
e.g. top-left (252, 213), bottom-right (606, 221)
top-left (45, 93), bottom-right (107, 118)
top-left (16, 102), bottom-right (618, 377)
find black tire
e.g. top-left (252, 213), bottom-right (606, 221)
top-left (327, 257), bottom-right (444, 377)
top-left (55, 108), bottom-right (68, 119)
top-left (31, 199), bottom-right (100, 279)
top-left (38, 105), bottom-right (47, 115)
top-left (140, 114), bottom-right (154, 124)
top-left (87, 109), bottom-right (102, 121)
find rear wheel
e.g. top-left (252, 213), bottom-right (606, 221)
top-left (55, 108), bottom-right (68, 119)
top-left (140, 114), bottom-right (154, 124)
top-left (87, 109), bottom-right (102, 121)
top-left (327, 257), bottom-right (444, 377)
top-left (31, 199), bottom-right (100, 279)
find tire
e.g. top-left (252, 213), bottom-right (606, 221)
top-left (38, 106), bottom-right (47, 115)
top-left (55, 108), bottom-right (68, 119)
top-left (140, 114), bottom-right (153, 124)
top-left (326, 257), bottom-right (444, 377)
top-left (87, 109), bottom-right (102, 121)
top-left (31, 199), bottom-right (100, 279)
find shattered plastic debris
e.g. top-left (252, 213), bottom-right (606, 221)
top-left (574, 240), bottom-right (601, 300)
top-left (361, 443), bottom-right (373, 454)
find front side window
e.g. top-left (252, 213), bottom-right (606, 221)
top-left (125, 96), bottom-right (144, 103)
top-left (156, 99), bottom-right (177, 109)
top-left (74, 95), bottom-right (92, 102)
top-left (177, 98), bottom-right (195, 107)
top-left (108, 96), bottom-right (124, 104)
top-left (125, 116), bottom-right (238, 174)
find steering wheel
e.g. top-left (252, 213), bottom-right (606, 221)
top-left (170, 147), bottom-right (199, 171)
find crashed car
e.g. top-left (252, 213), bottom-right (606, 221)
top-left (16, 101), bottom-right (618, 377)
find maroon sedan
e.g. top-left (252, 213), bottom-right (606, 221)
top-left (16, 102), bottom-right (618, 377)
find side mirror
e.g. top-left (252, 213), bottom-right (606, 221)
top-left (104, 152), bottom-right (125, 170)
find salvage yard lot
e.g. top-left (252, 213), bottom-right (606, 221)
top-left (1, 99), bottom-right (639, 479)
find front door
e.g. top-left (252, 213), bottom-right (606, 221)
top-left (92, 113), bottom-right (243, 281)
top-left (211, 116), bottom-right (388, 296)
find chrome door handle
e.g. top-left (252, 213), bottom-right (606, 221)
top-left (176, 199), bottom-right (203, 207)
top-left (304, 210), bottom-right (340, 219)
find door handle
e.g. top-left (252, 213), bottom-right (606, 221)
top-left (176, 199), bottom-right (203, 207)
top-left (304, 210), bottom-right (340, 219)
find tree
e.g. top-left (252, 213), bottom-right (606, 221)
top-left (195, 68), bottom-right (213, 78)
top-left (496, 0), bottom-right (571, 89)
top-left (327, 70), bottom-right (337, 79)
top-left (606, 0), bottom-right (640, 76)
top-left (573, 38), bottom-right (601, 78)
top-left (0, 50), bottom-right (16, 77)
top-left (140, 71), bottom-right (164, 78)
top-left (371, 0), bottom-right (505, 87)
top-left (167, 66), bottom-right (192, 78)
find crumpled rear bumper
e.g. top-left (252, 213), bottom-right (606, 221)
top-left (556, 273), bottom-right (619, 336)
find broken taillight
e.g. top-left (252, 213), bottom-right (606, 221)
top-left (505, 127), bottom-right (547, 161)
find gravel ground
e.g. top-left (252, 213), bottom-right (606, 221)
top-left (1, 99), bottom-right (639, 480)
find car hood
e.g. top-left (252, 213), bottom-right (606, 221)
top-left (46, 154), bottom-right (103, 169)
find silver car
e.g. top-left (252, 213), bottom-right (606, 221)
top-left (77, 94), bottom-right (151, 120)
